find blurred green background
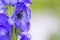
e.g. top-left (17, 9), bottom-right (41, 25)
top-left (30, 0), bottom-right (60, 40)
top-left (30, 0), bottom-right (60, 10)
top-left (30, 0), bottom-right (60, 15)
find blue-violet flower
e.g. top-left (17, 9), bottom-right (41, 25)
top-left (0, 13), bottom-right (11, 40)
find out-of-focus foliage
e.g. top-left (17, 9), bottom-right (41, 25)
top-left (30, 0), bottom-right (60, 10)
top-left (30, 0), bottom-right (60, 16)
top-left (49, 33), bottom-right (60, 40)
top-left (30, 0), bottom-right (60, 40)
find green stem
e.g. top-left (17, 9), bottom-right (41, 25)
top-left (5, 5), bottom-right (19, 40)
top-left (11, 26), bottom-right (16, 40)
top-left (15, 28), bottom-right (20, 40)
top-left (7, 5), bottom-right (11, 17)
top-left (5, 5), bottom-right (16, 40)
top-left (10, 6), bottom-right (15, 16)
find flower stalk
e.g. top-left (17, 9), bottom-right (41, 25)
top-left (6, 6), bottom-right (18, 40)
top-left (15, 28), bottom-right (20, 40)
top-left (0, 0), bottom-right (31, 40)
top-left (11, 25), bottom-right (16, 40)
top-left (5, 5), bottom-right (18, 40)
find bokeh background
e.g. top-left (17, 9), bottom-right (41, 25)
top-left (30, 0), bottom-right (60, 40)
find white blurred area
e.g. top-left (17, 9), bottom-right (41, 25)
top-left (30, 9), bottom-right (60, 40)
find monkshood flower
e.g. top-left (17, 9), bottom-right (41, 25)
top-left (0, 0), bottom-right (31, 40)
top-left (1, 0), bottom-right (32, 6)
top-left (11, 2), bottom-right (31, 40)
top-left (11, 3), bottom-right (31, 32)
top-left (0, 0), bottom-right (7, 13)
top-left (20, 35), bottom-right (30, 40)
top-left (0, 13), bottom-right (11, 40)
top-left (0, 0), bottom-right (4, 9)
top-left (20, 32), bottom-right (31, 40)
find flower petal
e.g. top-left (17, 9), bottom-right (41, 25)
top-left (11, 3), bottom-right (31, 32)
top-left (0, 25), bottom-right (10, 40)
top-left (1, 0), bottom-right (10, 5)
top-left (20, 32), bottom-right (31, 40)
top-left (10, 0), bottom-right (17, 6)
top-left (20, 35), bottom-right (30, 40)
top-left (0, 13), bottom-right (11, 35)
top-left (0, 14), bottom-right (11, 40)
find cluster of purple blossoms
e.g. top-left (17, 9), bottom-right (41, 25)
top-left (0, 0), bottom-right (31, 40)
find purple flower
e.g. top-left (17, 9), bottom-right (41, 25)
top-left (18, 0), bottom-right (32, 4)
top-left (20, 35), bottom-right (30, 40)
top-left (11, 3), bottom-right (31, 32)
top-left (0, 0), bottom-right (4, 9)
top-left (0, 0), bottom-right (7, 13)
top-left (0, 0), bottom-right (31, 40)
top-left (0, 13), bottom-right (11, 40)
top-left (1, 0), bottom-right (32, 6)
top-left (24, 0), bottom-right (32, 4)
top-left (1, 0), bottom-right (10, 5)
top-left (10, 0), bottom-right (17, 6)
top-left (0, 25), bottom-right (9, 40)
top-left (12, 2), bottom-right (31, 21)
top-left (20, 32), bottom-right (31, 40)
